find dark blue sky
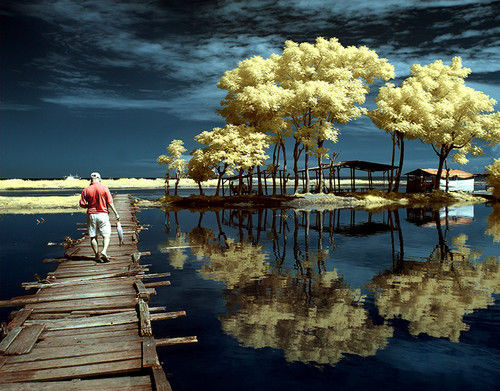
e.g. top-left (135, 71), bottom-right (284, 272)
top-left (1, 0), bottom-right (498, 178)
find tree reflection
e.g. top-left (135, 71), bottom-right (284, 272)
top-left (194, 209), bottom-right (393, 366)
top-left (486, 204), bottom-right (500, 242)
top-left (369, 210), bottom-right (499, 342)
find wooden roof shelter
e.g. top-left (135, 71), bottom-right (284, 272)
top-left (405, 169), bottom-right (475, 192)
top-left (296, 160), bottom-right (397, 193)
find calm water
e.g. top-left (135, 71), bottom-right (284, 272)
top-left (0, 202), bottom-right (499, 390)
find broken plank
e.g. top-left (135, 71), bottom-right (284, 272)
top-left (0, 327), bottom-right (22, 353)
top-left (4, 324), bottom-right (45, 355)
top-left (138, 299), bottom-right (152, 337)
top-left (7, 309), bottom-right (33, 331)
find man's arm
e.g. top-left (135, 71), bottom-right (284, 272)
top-left (108, 202), bottom-right (120, 220)
top-left (79, 189), bottom-right (89, 208)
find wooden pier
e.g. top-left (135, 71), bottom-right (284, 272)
top-left (0, 194), bottom-right (196, 390)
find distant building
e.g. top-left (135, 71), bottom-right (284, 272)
top-left (405, 169), bottom-right (474, 192)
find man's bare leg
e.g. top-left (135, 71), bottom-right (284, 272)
top-left (101, 235), bottom-right (111, 261)
top-left (90, 236), bottom-right (100, 259)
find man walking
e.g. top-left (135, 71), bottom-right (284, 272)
top-left (79, 172), bottom-right (120, 262)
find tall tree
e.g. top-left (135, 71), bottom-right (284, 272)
top-left (275, 37), bottom-right (395, 192)
top-left (368, 80), bottom-right (426, 191)
top-left (187, 149), bottom-right (215, 195)
top-left (157, 139), bottom-right (187, 196)
top-left (409, 57), bottom-right (499, 189)
top-left (195, 124), bottom-right (269, 195)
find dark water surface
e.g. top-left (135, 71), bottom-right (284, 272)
top-left (1, 202), bottom-right (498, 391)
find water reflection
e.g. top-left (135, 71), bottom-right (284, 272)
top-left (486, 204), bottom-right (500, 242)
top-left (158, 205), bottom-right (499, 365)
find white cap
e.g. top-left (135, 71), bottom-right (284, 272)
top-left (90, 172), bottom-right (101, 180)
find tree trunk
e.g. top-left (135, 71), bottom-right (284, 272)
top-left (257, 166), bottom-right (263, 195)
top-left (388, 134), bottom-right (396, 192)
top-left (174, 174), bottom-right (180, 196)
top-left (198, 182), bottom-right (203, 195)
top-left (317, 140), bottom-right (324, 193)
top-left (272, 143), bottom-right (278, 195)
top-left (434, 146), bottom-right (449, 191)
top-left (444, 159), bottom-right (450, 193)
top-left (394, 134), bottom-right (405, 192)
top-left (305, 147), bottom-right (310, 193)
top-left (238, 168), bottom-right (244, 195)
top-left (248, 167), bottom-right (253, 194)
top-left (215, 166), bottom-right (225, 196)
top-left (281, 141), bottom-right (287, 195)
top-left (293, 139), bottom-right (301, 193)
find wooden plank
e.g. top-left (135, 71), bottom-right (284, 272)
top-left (144, 281), bottom-right (170, 288)
top-left (5, 341), bottom-right (142, 363)
top-left (139, 272), bottom-right (171, 280)
top-left (138, 299), bottom-right (152, 337)
top-left (4, 325), bottom-right (45, 355)
top-left (150, 311), bottom-right (186, 322)
top-left (152, 366), bottom-right (172, 391)
top-left (0, 358), bottom-right (143, 383)
top-left (37, 332), bottom-right (141, 348)
top-left (0, 376), bottom-right (152, 391)
top-left (155, 336), bottom-right (198, 347)
top-left (27, 296), bottom-right (137, 313)
top-left (40, 322), bottom-right (138, 338)
top-left (7, 309), bottom-right (33, 331)
top-left (0, 327), bottom-right (22, 353)
top-left (25, 311), bottom-right (137, 331)
top-left (2, 290), bottom-right (138, 307)
top-left (135, 280), bottom-right (150, 301)
top-left (142, 336), bottom-right (158, 367)
top-left (2, 349), bottom-right (142, 372)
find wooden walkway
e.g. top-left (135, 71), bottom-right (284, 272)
top-left (0, 194), bottom-right (196, 390)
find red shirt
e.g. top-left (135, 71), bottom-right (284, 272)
top-left (80, 182), bottom-right (113, 214)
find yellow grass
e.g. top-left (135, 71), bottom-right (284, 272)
top-left (0, 195), bottom-right (82, 214)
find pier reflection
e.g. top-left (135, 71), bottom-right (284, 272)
top-left (158, 205), bottom-right (499, 364)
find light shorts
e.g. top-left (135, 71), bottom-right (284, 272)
top-left (87, 213), bottom-right (111, 237)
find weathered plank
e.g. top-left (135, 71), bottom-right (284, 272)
top-left (135, 280), bottom-right (151, 301)
top-left (151, 311), bottom-right (186, 322)
top-left (4, 324), bottom-right (45, 355)
top-left (138, 299), bottom-right (152, 337)
top-left (2, 349), bottom-right (142, 373)
top-left (0, 376), bottom-right (153, 391)
top-left (155, 336), bottom-right (198, 347)
top-left (152, 366), bottom-right (173, 391)
top-left (0, 358), bottom-right (143, 383)
top-left (0, 327), bottom-right (22, 353)
top-left (7, 309), bottom-right (33, 331)
top-left (144, 280), bottom-right (171, 288)
top-left (25, 311), bottom-right (138, 331)
top-left (4, 341), bottom-right (142, 363)
top-left (142, 336), bottom-right (159, 367)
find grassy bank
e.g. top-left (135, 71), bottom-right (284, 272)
top-left (0, 195), bottom-right (82, 214)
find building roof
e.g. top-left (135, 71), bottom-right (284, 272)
top-left (405, 168), bottom-right (474, 179)
top-left (297, 160), bottom-right (396, 173)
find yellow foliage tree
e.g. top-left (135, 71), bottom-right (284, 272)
top-left (157, 139), bottom-right (187, 196)
top-left (486, 158), bottom-right (500, 199)
top-left (409, 58), bottom-right (498, 189)
top-left (218, 37), bottom-right (394, 193)
top-left (187, 149), bottom-right (215, 195)
top-left (195, 124), bottom-right (269, 195)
